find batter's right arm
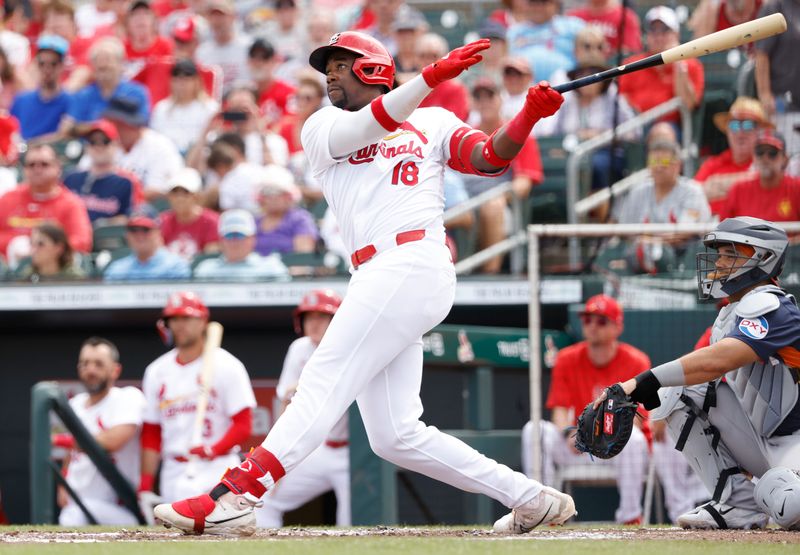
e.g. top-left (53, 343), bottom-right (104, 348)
top-left (324, 40), bottom-right (490, 159)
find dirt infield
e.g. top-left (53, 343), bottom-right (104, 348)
top-left (1, 526), bottom-right (799, 544)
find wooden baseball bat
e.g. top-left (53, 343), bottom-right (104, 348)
top-left (186, 321), bottom-right (224, 478)
top-left (554, 13), bottom-right (787, 93)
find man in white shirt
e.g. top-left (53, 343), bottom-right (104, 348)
top-left (195, 0), bottom-right (251, 93)
top-left (56, 337), bottom-right (146, 526)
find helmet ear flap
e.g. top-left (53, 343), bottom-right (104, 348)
top-left (157, 318), bottom-right (173, 347)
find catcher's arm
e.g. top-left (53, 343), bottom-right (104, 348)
top-left (596, 337), bottom-right (760, 409)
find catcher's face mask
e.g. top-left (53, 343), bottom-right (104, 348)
top-left (696, 241), bottom-right (759, 300)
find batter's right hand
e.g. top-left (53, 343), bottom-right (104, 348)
top-left (422, 39), bottom-right (490, 88)
top-left (523, 81), bottom-right (564, 120)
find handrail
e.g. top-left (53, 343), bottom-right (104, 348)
top-left (574, 168), bottom-right (648, 216)
top-left (566, 97), bottom-right (692, 265)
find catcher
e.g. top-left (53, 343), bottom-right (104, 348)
top-left (577, 216), bottom-right (800, 530)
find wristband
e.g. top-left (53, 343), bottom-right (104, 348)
top-left (651, 359), bottom-right (686, 387)
top-left (139, 473), bottom-right (155, 493)
top-left (505, 109), bottom-right (537, 145)
top-left (630, 370), bottom-right (662, 410)
top-left (482, 130), bottom-right (513, 167)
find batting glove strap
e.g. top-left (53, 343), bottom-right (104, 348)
top-left (506, 81), bottom-right (564, 144)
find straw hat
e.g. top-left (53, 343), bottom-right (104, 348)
top-left (713, 96), bottom-right (773, 133)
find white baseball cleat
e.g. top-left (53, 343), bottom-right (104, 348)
top-left (154, 492), bottom-right (261, 536)
top-left (677, 502), bottom-right (768, 530)
top-left (493, 486), bottom-right (576, 533)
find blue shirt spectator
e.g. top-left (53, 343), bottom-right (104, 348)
top-left (507, 14), bottom-right (585, 82)
top-left (69, 80), bottom-right (151, 125)
top-left (193, 252), bottom-right (289, 281)
top-left (104, 248), bottom-right (190, 281)
top-left (11, 34), bottom-right (71, 140)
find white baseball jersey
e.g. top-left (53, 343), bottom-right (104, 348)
top-left (65, 386), bottom-right (145, 502)
top-left (142, 348), bottom-right (256, 458)
top-left (302, 105), bottom-right (466, 252)
top-left (277, 337), bottom-right (348, 443)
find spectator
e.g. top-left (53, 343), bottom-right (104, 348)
top-left (460, 20), bottom-right (507, 90)
top-left (392, 6), bottom-right (428, 84)
top-left (170, 15), bottom-right (199, 61)
top-left (0, 143), bottom-right (92, 262)
top-left (548, 25), bottom-right (610, 88)
top-left (160, 167), bottom-right (220, 260)
top-left (103, 207), bottom-right (190, 281)
top-left (200, 134), bottom-right (260, 213)
top-left (543, 56), bottom-right (638, 191)
top-left (498, 56), bottom-right (533, 129)
top-left (489, 0), bottom-right (529, 28)
top-left (55, 337), bottom-right (146, 525)
top-left (618, 7), bottom-right (704, 130)
top-left (150, 58), bottom-right (220, 154)
top-left (18, 222), bottom-right (87, 282)
top-left (194, 208), bottom-right (289, 280)
top-left (528, 294), bottom-right (650, 524)
top-left (720, 131), bottom-right (800, 221)
top-left (64, 119), bottom-right (140, 226)
top-left (11, 35), bottom-right (71, 142)
top-left (461, 78), bottom-right (543, 273)
top-left (252, 0), bottom-right (307, 65)
top-left (254, 167), bottom-right (318, 256)
top-left (304, 9), bottom-right (338, 65)
top-left (689, 0), bottom-right (762, 39)
top-left (614, 139), bottom-right (711, 225)
top-left (248, 38), bottom-right (296, 129)
top-left (694, 96), bottom-right (770, 215)
top-left (361, 0), bottom-right (405, 57)
top-left (75, 0), bottom-right (117, 38)
top-left (123, 1), bottom-right (173, 63)
top-left (40, 0), bottom-right (97, 90)
top-left (506, 0), bottom-right (585, 83)
top-left (103, 94), bottom-right (184, 199)
top-left (754, 0), bottom-right (800, 142)
top-left (416, 33), bottom-right (469, 122)
top-left (567, 0), bottom-right (641, 55)
top-left (278, 75), bottom-right (326, 204)
top-left (196, 0), bottom-right (252, 93)
top-left (65, 37), bottom-right (151, 134)
top-left (0, 1), bottom-right (30, 69)
top-left (0, 44), bottom-right (28, 112)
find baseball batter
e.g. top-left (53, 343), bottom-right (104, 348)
top-left (139, 292), bottom-right (256, 504)
top-left (256, 289), bottom-right (350, 528)
top-left (156, 32), bottom-right (574, 536)
top-left (57, 337), bottom-right (145, 526)
top-left (594, 217), bottom-right (800, 530)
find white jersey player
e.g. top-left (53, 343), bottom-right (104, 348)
top-left (156, 31), bottom-right (572, 536)
top-left (57, 337), bottom-right (146, 526)
top-left (139, 292), bottom-right (256, 504)
top-left (256, 289), bottom-right (350, 528)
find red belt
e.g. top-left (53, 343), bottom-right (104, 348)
top-left (325, 440), bottom-right (349, 449)
top-left (350, 229), bottom-right (426, 269)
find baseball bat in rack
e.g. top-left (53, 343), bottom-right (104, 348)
top-left (554, 13), bottom-right (787, 94)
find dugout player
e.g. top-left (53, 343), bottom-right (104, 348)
top-left (594, 216), bottom-right (800, 530)
top-left (139, 292), bottom-right (256, 504)
top-left (56, 337), bottom-right (146, 526)
top-left (256, 289), bottom-right (351, 528)
top-left (155, 31), bottom-right (573, 536)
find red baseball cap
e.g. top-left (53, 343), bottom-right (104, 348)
top-left (756, 129), bottom-right (786, 151)
top-left (172, 17), bottom-right (196, 43)
top-left (580, 294), bottom-right (623, 325)
top-left (85, 119), bottom-right (119, 141)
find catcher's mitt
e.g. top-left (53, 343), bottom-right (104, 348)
top-left (574, 384), bottom-right (638, 459)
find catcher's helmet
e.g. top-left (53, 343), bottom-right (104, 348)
top-left (309, 31), bottom-right (395, 91)
top-left (293, 289), bottom-right (342, 334)
top-left (697, 217), bottom-right (788, 300)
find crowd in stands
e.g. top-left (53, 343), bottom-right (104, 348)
top-left (0, 0), bottom-right (797, 282)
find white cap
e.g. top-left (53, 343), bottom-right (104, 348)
top-left (219, 209), bottom-right (256, 237)
top-left (168, 167), bottom-right (202, 193)
top-left (646, 6), bottom-right (679, 33)
top-left (258, 165), bottom-right (300, 203)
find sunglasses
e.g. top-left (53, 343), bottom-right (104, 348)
top-left (580, 314), bottom-right (610, 326)
top-left (296, 94), bottom-right (318, 102)
top-left (127, 226), bottom-right (153, 233)
top-left (37, 59), bottom-right (61, 68)
top-left (578, 42), bottom-right (605, 51)
top-left (223, 232), bottom-right (248, 240)
top-left (24, 160), bottom-right (54, 168)
top-left (754, 146), bottom-right (781, 159)
top-left (728, 119), bottom-right (757, 133)
top-left (88, 137), bottom-right (112, 147)
top-left (503, 67), bottom-right (526, 77)
top-left (647, 155), bottom-right (674, 167)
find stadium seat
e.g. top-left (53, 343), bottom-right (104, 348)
top-left (532, 136), bottom-right (569, 222)
top-left (92, 225), bottom-right (128, 253)
top-left (190, 252), bottom-right (220, 274)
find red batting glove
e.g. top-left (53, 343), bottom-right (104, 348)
top-left (523, 81), bottom-right (564, 120)
top-left (52, 433), bottom-right (75, 450)
top-left (421, 39), bottom-right (491, 88)
top-left (188, 445), bottom-right (217, 460)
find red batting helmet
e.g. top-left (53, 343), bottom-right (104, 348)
top-left (162, 291), bottom-right (209, 320)
top-left (309, 31), bottom-right (395, 91)
top-left (293, 289), bottom-right (342, 334)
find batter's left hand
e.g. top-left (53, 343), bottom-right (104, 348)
top-left (422, 39), bottom-right (491, 88)
top-left (188, 445), bottom-right (217, 460)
